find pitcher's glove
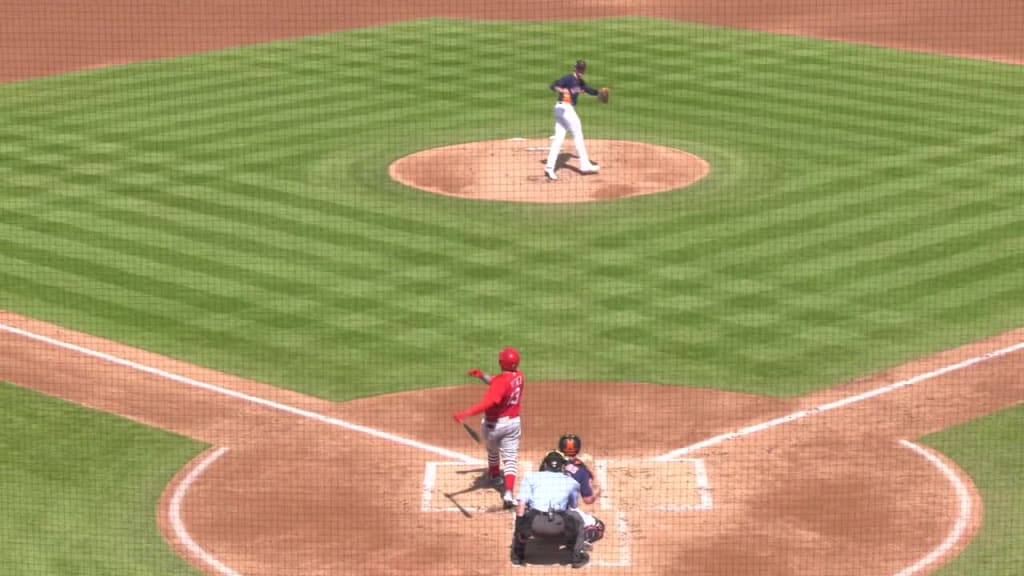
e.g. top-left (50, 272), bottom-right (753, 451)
top-left (597, 87), bottom-right (609, 104)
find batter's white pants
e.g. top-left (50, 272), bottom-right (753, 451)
top-left (546, 102), bottom-right (598, 172)
top-left (483, 416), bottom-right (521, 481)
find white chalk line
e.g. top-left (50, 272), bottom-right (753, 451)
top-left (694, 458), bottom-right (713, 510)
top-left (650, 457), bottom-right (714, 511)
top-left (420, 461), bottom-right (487, 513)
top-left (421, 459), bottom-right (633, 566)
top-left (594, 459), bottom-right (631, 567)
top-left (168, 447), bottom-right (238, 576)
top-left (654, 340), bottom-right (1023, 576)
top-left (0, 322), bottom-right (476, 463)
top-left (655, 340), bottom-right (1024, 461)
top-left (0, 320), bottom-right (476, 576)
top-left (4, 320), bottom-right (1012, 573)
top-left (894, 440), bottom-right (974, 576)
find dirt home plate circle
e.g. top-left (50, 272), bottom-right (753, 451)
top-left (389, 139), bottom-right (710, 202)
top-left (5, 313), bottom-right (1023, 575)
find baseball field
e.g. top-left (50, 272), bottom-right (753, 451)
top-left (1, 1), bottom-right (1022, 575)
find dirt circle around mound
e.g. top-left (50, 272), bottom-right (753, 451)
top-left (389, 139), bottom-right (710, 203)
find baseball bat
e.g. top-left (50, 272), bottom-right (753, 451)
top-left (444, 492), bottom-right (473, 518)
top-left (461, 421), bottom-right (481, 444)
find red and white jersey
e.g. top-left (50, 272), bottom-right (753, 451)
top-left (481, 370), bottom-right (524, 420)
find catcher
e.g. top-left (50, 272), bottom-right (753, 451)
top-left (558, 433), bottom-right (602, 505)
top-left (558, 434), bottom-right (606, 557)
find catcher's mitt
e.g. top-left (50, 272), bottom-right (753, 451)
top-left (597, 87), bottom-right (609, 104)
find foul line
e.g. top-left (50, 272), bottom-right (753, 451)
top-left (2, 319), bottom-right (480, 576)
top-left (654, 340), bottom-right (1024, 461)
top-left (895, 440), bottom-right (974, 576)
top-left (4, 318), bottom-right (1010, 574)
top-left (0, 322), bottom-right (476, 463)
top-left (651, 341), bottom-right (1022, 576)
top-left (168, 447), bottom-right (238, 576)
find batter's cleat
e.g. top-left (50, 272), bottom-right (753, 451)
top-left (580, 163), bottom-right (600, 174)
top-left (502, 490), bottom-right (516, 509)
top-left (489, 475), bottom-right (505, 489)
top-left (571, 552), bottom-right (590, 569)
top-left (545, 167), bottom-right (558, 180)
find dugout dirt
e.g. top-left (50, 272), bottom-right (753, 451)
top-left (1, 0), bottom-right (1021, 574)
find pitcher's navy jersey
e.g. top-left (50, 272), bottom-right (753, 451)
top-left (551, 73), bottom-right (598, 106)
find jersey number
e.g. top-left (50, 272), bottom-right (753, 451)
top-left (507, 376), bottom-right (523, 406)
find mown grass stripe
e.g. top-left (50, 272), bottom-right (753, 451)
top-left (1, 16), bottom-right (1022, 394)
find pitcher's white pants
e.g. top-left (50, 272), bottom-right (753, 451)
top-left (546, 102), bottom-right (598, 172)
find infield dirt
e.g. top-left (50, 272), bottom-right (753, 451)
top-left (2, 312), bottom-right (1023, 574)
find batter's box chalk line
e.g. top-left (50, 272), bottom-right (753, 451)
top-left (422, 458), bottom-right (711, 513)
top-left (421, 457), bottom-right (713, 568)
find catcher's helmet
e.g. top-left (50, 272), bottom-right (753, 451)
top-left (575, 59), bottom-right (587, 73)
top-left (558, 433), bottom-right (581, 457)
top-left (499, 347), bottom-right (520, 371)
top-left (539, 450), bottom-right (566, 472)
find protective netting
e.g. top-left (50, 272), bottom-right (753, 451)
top-left (1, 1), bottom-right (1021, 575)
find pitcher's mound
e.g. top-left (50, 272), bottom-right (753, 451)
top-left (389, 138), bottom-right (709, 203)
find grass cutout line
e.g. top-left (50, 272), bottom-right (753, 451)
top-left (168, 447), bottom-right (239, 576)
top-left (894, 440), bottom-right (974, 576)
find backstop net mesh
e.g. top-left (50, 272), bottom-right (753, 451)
top-left (1, 1), bottom-right (1021, 574)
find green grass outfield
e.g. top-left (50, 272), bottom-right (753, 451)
top-left (0, 383), bottom-right (203, 575)
top-left (1, 16), bottom-right (1022, 574)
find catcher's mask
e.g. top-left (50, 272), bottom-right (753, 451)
top-left (499, 347), bottom-right (520, 371)
top-left (539, 450), bottom-right (566, 473)
top-left (558, 434), bottom-right (581, 457)
top-left (575, 59), bottom-right (587, 74)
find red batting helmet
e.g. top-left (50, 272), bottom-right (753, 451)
top-left (499, 347), bottom-right (520, 371)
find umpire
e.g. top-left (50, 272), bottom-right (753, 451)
top-left (511, 450), bottom-right (591, 568)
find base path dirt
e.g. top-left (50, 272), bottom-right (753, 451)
top-left (2, 312), bottom-right (1022, 575)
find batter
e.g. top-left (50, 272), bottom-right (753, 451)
top-left (453, 347), bottom-right (524, 509)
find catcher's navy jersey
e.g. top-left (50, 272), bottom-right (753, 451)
top-left (565, 459), bottom-right (596, 498)
top-left (551, 73), bottom-right (598, 106)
